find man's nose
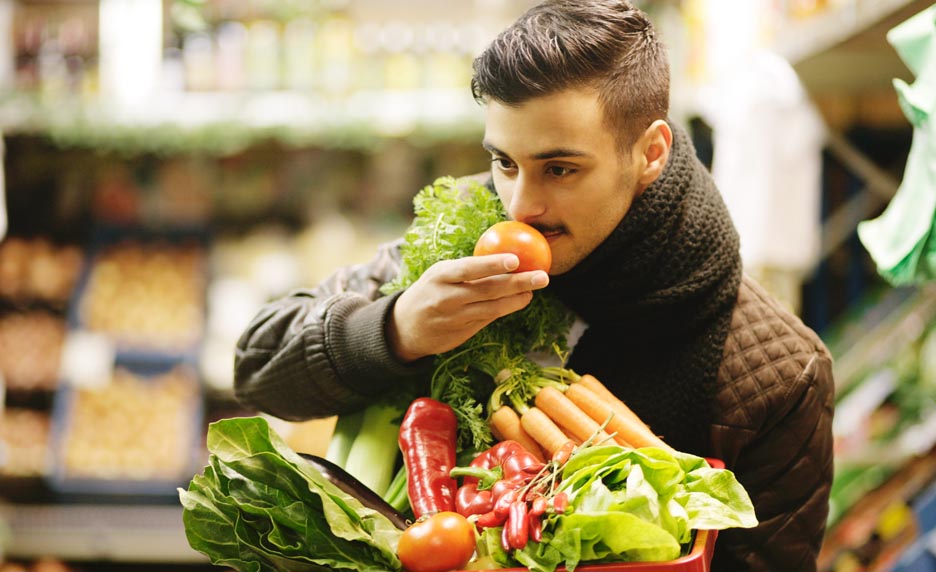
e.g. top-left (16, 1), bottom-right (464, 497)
top-left (507, 174), bottom-right (546, 222)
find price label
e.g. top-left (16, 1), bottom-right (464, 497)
top-left (60, 331), bottom-right (116, 390)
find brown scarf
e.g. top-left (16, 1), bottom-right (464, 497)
top-left (547, 123), bottom-right (742, 455)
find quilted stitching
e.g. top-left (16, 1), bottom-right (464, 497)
top-left (709, 276), bottom-right (834, 571)
top-left (715, 276), bottom-right (831, 431)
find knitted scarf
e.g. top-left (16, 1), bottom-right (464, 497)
top-left (547, 123), bottom-right (742, 455)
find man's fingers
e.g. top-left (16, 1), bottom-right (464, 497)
top-left (432, 254), bottom-right (520, 283)
top-left (463, 291), bottom-right (535, 323)
top-left (459, 270), bottom-right (549, 302)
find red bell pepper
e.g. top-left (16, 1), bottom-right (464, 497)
top-left (398, 397), bottom-right (459, 519)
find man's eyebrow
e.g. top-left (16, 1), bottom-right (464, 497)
top-left (531, 148), bottom-right (591, 160)
top-left (481, 141), bottom-right (591, 160)
top-left (482, 141), bottom-right (505, 155)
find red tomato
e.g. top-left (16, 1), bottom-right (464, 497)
top-left (398, 511), bottom-right (476, 572)
top-left (473, 221), bottom-right (552, 273)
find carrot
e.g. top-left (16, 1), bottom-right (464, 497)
top-left (489, 405), bottom-right (546, 462)
top-left (564, 382), bottom-right (673, 452)
top-left (577, 374), bottom-right (619, 404)
top-left (520, 406), bottom-right (575, 457)
top-left (578, 374), bottom-right (657, 435)
top-left (534, 386), bottom-right (613, 446)
top-left (553, 426), bottom-right (583, 446)
top-left (577, 374), bottom-right (666, 443)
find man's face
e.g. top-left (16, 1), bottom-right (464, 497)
top-left (483, 87), bottom-right (645, 275)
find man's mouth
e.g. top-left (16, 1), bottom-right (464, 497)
top-left (539, 229), bottom-right (565, 243)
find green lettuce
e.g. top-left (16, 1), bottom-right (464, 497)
top-left (487, 446), bottom-right (758, 572)
top-left (179, 416), bottom-right (403, 572)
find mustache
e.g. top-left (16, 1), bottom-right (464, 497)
top-left (530, 224), bottom-right (566, 235)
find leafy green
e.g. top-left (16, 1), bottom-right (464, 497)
top-left (179, 417), bottom-right (403, 572)
top-left (381, 176), bottom-right (506, 294)
top-left (482, 445), bottom-right (757, 572)
top-left (381, 176), bottom-right (575, 451)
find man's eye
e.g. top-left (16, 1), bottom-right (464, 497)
top-left (547, 165), bottom-right (575, 177)
top-left (492, 157), bottom-right (515, 170)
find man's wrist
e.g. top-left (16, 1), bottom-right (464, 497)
top-left (386, 316), bottom-right (421, 363)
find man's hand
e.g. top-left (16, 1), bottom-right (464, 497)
top-left (388, 253), bottom-right (550, 362)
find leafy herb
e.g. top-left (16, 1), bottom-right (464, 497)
top-left (179, 416), bottom-right (403, 572)
top-left (381, 176), bottom-right (575, 451)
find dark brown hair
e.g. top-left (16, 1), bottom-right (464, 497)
top-left (471, 0), bottom-right (669, 149)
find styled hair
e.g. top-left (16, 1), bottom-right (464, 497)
top-left (471, 0), bottom-right (669, 149)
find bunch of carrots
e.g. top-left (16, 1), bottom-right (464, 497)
top-left (488, 371), bottom-right (673, 462)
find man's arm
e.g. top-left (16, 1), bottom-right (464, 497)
top-left (233, 240), bottom-right (431, 420)
top-left (233, 236), bottom-right (550, 421)
top-left (711, 353), bottom-right (835, 572)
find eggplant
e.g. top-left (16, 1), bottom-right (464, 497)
top-left (298, 453), bottom-right (409, 530)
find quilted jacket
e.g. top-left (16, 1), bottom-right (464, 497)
top-left (234, 242), bottom-right (835, 572)
top-left (709, 276), bottom-right (834, 571)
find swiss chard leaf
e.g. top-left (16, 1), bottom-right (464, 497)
top-left (179, 416), bottom-right (403, 572)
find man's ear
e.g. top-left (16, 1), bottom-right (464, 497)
top-left (636, 120), bottom-right (673, 188)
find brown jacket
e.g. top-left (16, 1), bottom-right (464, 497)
top-left (709, 276), bottom-right (835, 571)
top-left (234, 243), bottom-right (835, 572)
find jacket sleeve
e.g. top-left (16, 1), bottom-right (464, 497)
top-left (233, 239), bottom-right (433, 421)
top-left (710, 352), bottom-right (835, 572)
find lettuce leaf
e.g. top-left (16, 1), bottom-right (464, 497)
top-left (488, 445), bottom-right (758, 572)
top-left (179, 417), bottom-right (403, 572)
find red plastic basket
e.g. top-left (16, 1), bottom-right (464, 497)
top-left (467, 527), bottom-right (718, 572)
top-left (463, 458), bottom-right (724, 572)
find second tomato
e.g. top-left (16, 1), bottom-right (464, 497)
top-left (397, 512), bottom-right (476, 572)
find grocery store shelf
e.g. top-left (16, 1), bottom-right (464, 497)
top-left (0, 502), bottom-right (207, 563)
top-left (776, 0), bottom-right (928, 65)
top-left (0, 89), bottom-right (485, 154)
top-left (820, 448), bottom-right (936, 569)
top-left (779, 0), bottom-right (933, 94)
top-left (833, 283), bottom-right (936, 394)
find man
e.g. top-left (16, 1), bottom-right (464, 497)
top-left (234, 1), bottom-right (834, 570)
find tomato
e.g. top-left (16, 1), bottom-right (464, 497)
top-left (397, 511), bottom-right (476, 572)
top-left (473, 221), bottom-right (552, 274)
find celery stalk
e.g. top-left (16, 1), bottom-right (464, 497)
top-left (383, 465), bottom-right (411, 514)
top-left (344, 403), bottom-right (402, 496)
top-left (325, 409), bottom-right (366, 469)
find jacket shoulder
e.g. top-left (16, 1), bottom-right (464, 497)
top-left (715, 275), bottom-right (833, 431)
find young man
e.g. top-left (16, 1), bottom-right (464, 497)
top-left (234, 1), bottom-right (834, 570)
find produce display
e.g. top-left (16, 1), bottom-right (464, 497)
top-left (0, 408), bottom-right (52, 477)
top-left (76, 238), bottom-right (206, 352)
top-left (59, 365), bottom-right (199, 482)
top-left (0, 311), bottom-right (66, 393)
top-left (0, 238), bottom-right (83, 305)
top-left (181, 177), bottom-right (759, 571)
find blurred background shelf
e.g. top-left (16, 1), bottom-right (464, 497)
top-left (0, 89), bottom-right (485, 154)
top-left (776, 0), bottom-right (930, 67)
top-left (789, 0), bottom-right (932, 98)
top-left (0, 503), bottom-right (206, 563)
